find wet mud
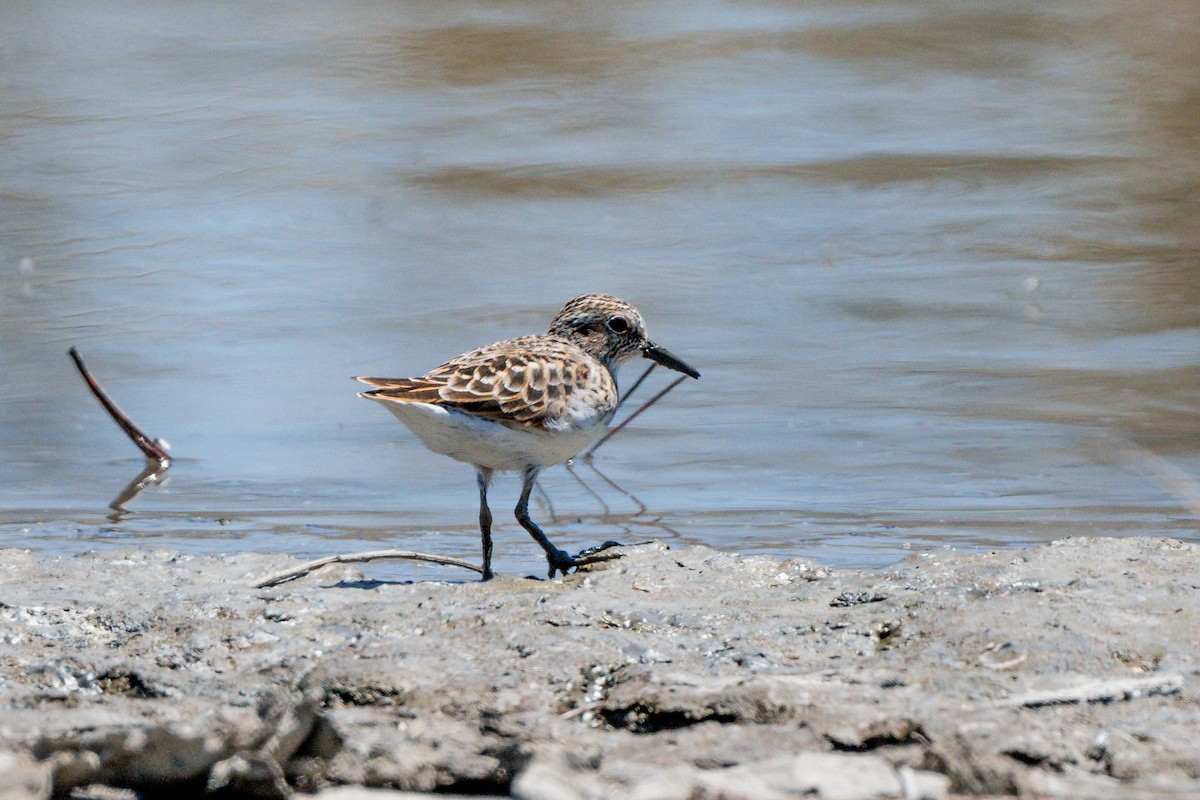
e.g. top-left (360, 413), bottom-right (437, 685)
top-left (1, 536), bottom-right (1197, 799)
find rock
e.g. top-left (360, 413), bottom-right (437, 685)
top-left (510, 750), bottom-right (611, 800)
top-left (0, 751), bottom-right (51, 800)
top-left (206, 752), bottom-right (290, 799)
top-left (625, 752), bottom-right (947, 800)
top-left (311, 787), bottom-right (493, 800)
top-left (46, 749), bottom-right (101, 794)
top-left (61, 786), bottom-right (136, 800)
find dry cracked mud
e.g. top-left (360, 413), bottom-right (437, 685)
top-left (0, 536), bottom-right (1197, 799)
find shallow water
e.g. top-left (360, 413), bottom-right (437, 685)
top-left (2, 1), bottom-right (1198, 578)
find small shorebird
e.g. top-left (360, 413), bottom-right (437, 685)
top-left (357, 294), bottom-right (699, 580)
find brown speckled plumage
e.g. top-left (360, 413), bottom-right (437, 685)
top-left (357, 334), bottom-right (617, 430)
top-left (355, 293), bottom-right (698, 580)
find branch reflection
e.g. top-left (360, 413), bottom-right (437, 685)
top-left (107, 461), bottom-right (170, 522)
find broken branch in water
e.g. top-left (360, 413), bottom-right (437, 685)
top-left (583, 374), bottom-right (689, 460)
top-left (68, 346), bottom-right (171, 465)
top-left (251, 543), bottom-right (641, 588)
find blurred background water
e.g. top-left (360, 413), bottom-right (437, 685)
top-left (2, 0), bottom-right (1198, 578)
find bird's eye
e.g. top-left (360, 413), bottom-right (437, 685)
top-left (607, 316), bottom-right (630, 333)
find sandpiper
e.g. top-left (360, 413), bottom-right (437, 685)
top-left (357, 294), bottom-right (699, 580)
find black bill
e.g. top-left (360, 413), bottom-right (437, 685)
top-left (643, 342), bottom-right (700, 379)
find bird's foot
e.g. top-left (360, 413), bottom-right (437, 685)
top-left (544, 541), bottom-right (627, 578)
top-left (480, 567), bottom-right (495, 582)
top-left (546, 549), bottom-right (576, 578)
top-left (574, 540), bottom-right (623, 561)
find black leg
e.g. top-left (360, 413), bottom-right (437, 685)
top-left (514, 465), bottom-right (574, 578)
top-left (476, 467), bottom-right (495, 580)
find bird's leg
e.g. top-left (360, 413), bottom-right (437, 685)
top-left (514, 465), bottom-right (574, 578)
top-left (476, 467), bottom-right (495, 580)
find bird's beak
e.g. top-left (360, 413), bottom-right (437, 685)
top-left (642, 342), bottom-right (700, 379)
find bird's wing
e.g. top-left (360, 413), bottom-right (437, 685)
top-left (356, 336), bottom-right (613, 428)
top-left (355, 375), bottom-right (445, 404)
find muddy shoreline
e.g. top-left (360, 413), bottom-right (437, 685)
top-left (1, 537), bottom-right (1197, 799)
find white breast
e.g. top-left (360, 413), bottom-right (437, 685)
top-left (376, 400), bottom-right (607, 471)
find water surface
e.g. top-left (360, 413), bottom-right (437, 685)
top-left (2, 1), bottom-right (1198, 578)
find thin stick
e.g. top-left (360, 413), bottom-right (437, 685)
top-left (569, 365), bottom-right (655, 468)
top-left (555, 366), bottom-right (657, 512)
top-left (565, 460), bottom-right (611, 516)
top-left (253, 549), bottom-right (485, 587)
top-left (614, 363), bottom-right (656, 413)
top-left (581, 457), bottom-right (648, 516)
top-left (534, 481), bottom-right (557, 520)
top-left (251, 543), bottom-right (641, 588)
top-left (991, 673), bottom-right (1183, 709)
top-left (574, 541), bottom-right (654, 564)
top-left (68, 347), bottom-right (171, 465)
top-left (583, 375), bottom-right (688, 459)
top-left (560, 700), bottom-right (603, 720)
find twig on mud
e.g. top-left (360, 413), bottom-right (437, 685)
top-left (68, 347), bottom-right (171, 465)
top-left (583, 374), bottom-right (688, 460)
top-left (251, 544), bottom-right (638, 589)
top-left (560, 700), bottom-right (603, 720)
top-left (574, 541), bottom-right (653, 566)
top-left (253, 550), bottom-right (484, 587)
top-left (992, 672), bottom-right (1184, 709)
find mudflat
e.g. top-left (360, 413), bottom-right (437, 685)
top-left (1, 537), bottom-right (1196, 799)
